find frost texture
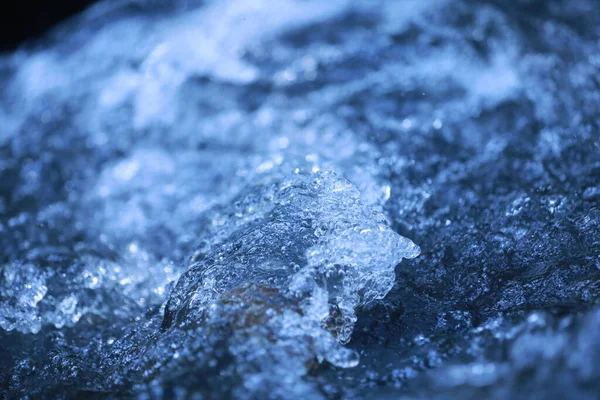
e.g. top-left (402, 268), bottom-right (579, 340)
top-left (1, 0), bottom-right (600, 399)
top-left (0, 263), bottom-right (47, 333)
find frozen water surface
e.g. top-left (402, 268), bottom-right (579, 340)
top-left (1, 0), bottom-right (600, 398)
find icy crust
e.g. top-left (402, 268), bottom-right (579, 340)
top-left (1, 0), bottom-right (599, 398)
top-left (0, 249), bottom-right (177, 334)
top-left (0, 263), bottom-right (47, 333)
top-left (155, 169), bottom-right (418, 395)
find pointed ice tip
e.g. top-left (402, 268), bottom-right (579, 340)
top-left (405, 240), bottom-right (421, 259)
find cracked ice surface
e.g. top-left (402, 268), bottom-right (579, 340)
top-left (1, 0), bottom-right (600, 399)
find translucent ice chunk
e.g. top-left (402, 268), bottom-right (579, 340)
top-left (160, 169), bottom-right (419, 395)
top-left (0, 263), bottom-right (47, 334)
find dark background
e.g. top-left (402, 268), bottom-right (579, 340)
top-left (0, 1), bottom-right (98, 51)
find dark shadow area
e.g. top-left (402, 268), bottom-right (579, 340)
top-left (0, 1), bottom-right (99, 51)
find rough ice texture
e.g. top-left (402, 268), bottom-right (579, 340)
top-left (1, 0), bottom-right (600, 399)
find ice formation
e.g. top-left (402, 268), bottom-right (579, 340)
top-left (1, 0), bottom-right (600, 399)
